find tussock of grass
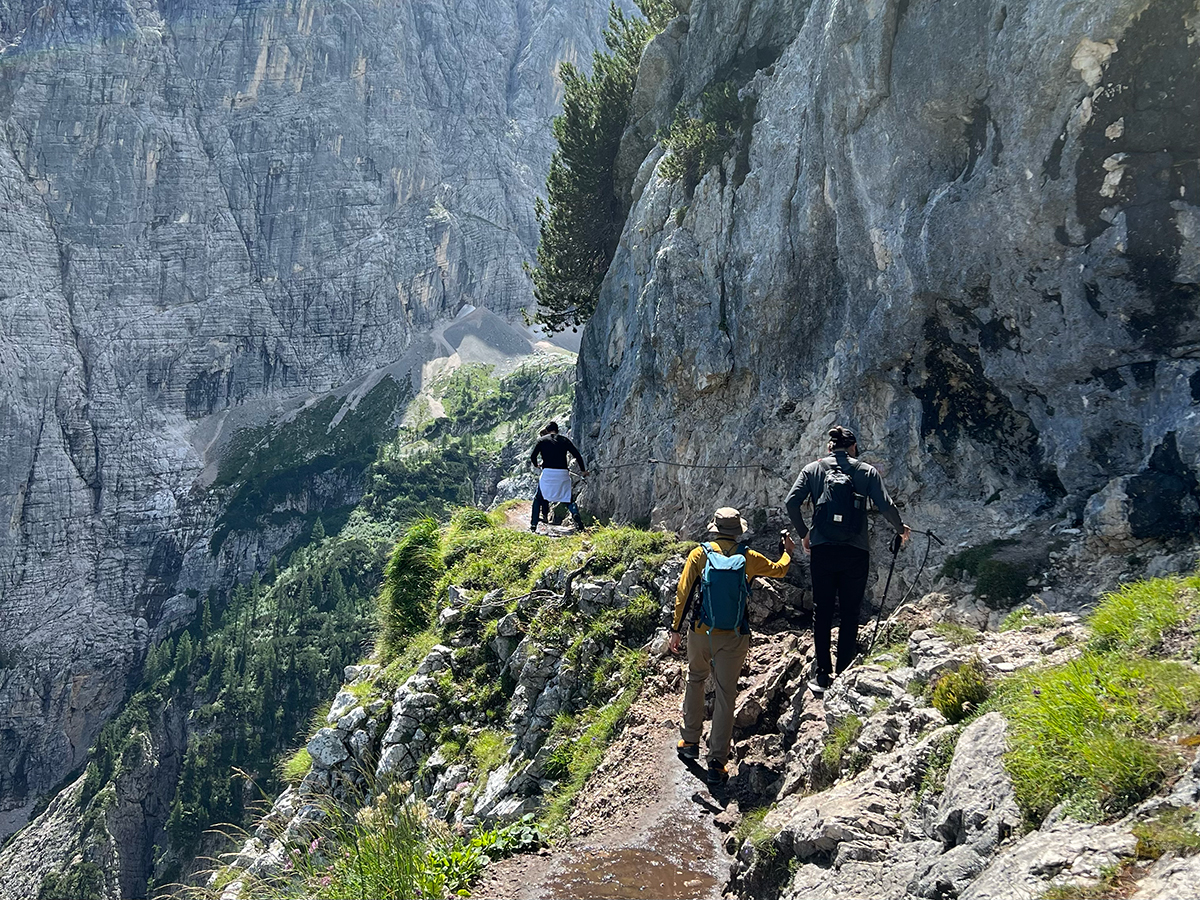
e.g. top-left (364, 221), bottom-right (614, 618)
top-left (278, 748), bottom-right (312, 786)
top-left (378, 627), bottom-right (439, 688)
top-left (377, 518), bottom-right (444, 661)
top-left (733, 806), bottom-right (776, 850)
top-left (917, 729), bottom-right (961, 803)
top-left (819, 715), bottom-right (867, 782)
top-left (1089, 575), bottom-right (1200, 654)
top-left (866, 640), bottom-right (909, 670)
top-left (933, 621), bottom-right (982, 647)
top-left (1001, 607), bottom-right (1058, 632)
top-left (1000, 652), bottom-right (1200, 824)
top-left (468, 729), bottom-right (508, 774)
top-left (931, 658), bottom-right (990, 724)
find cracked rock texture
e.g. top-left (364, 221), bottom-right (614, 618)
top-left (0, 0), bottom-right (622, 838)
top-left (577, 0), bottom-right (1200, 557)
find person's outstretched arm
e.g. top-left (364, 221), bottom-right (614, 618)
top-left (746, 533), bottom-right (796, 579)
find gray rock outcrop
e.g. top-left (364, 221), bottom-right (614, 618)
top-left (576, 0), bottom-right (1200, 563)
top-left (0, 0), bottom-right (624, 838)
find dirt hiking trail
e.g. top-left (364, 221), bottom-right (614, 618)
top-left (471, 660), bottom-right (734, 900)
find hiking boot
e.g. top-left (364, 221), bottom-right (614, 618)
top-left (807, 671), bottom-right (832, 694)
top-left (706, 761), bottom-right (729, 785)
top-left (676, 740), bottom-right (699, 761)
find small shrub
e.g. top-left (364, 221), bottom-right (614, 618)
top-left (475, 814), bottom-right (549, 859)
top-left (659, 81), bottom-right (749, 191)
top-left (1132, 807), bottom-right (1200, 859)
top-left (931, 658), bottom-right (990, 724)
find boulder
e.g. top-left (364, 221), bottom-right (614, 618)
top-left (306, 728), bottom-right (350, 770)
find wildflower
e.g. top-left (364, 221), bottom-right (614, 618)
top-left (310, 838), bottom-right (320, 853)
top-left (320, 875), bottom-right (332, 887)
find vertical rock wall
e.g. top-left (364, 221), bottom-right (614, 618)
top-left (576, 0), bottom-right (1200, 549)
top-left (0, 0), bottom-right (623, 837)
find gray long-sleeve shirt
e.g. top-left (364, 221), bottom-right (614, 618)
top-left (785, 451), bottom-right (905, 552)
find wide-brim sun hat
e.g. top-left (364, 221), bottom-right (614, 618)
top-left (706, 507), bottom-right (749, 538)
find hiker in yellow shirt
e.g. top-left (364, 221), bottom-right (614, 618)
top-left (669, 507), bottom-right (793, 785)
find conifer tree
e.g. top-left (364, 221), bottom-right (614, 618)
top-left (529, 4), bottom-right (658, 333)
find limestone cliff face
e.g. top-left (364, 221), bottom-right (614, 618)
top-left (0, 0), bottom-right (619, 837)
top-left (577, 0), bottom-right (1200, 551)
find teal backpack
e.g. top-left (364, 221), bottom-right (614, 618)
top-left (699, 542), bottom-right (750, 632)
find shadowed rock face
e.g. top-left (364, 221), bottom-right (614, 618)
top-left (0, 0), bottom-right (621, 838)
top-left (576, 0), bottom-right (1200, 547)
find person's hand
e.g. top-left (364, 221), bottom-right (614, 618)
top-left (668, 631), bottom-right (682, 654)
top-left (802, 533), bottom-right (811, 554)
top-left (901, 525), bottom-right (912, 546)
top-left (783, 533), bottom-right (796, 555)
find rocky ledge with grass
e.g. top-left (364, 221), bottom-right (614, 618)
top-left (199, 515), bottom-right (1200, 900)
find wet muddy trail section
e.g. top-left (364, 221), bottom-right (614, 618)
top-left (471, 666), bottom-right (734, 900)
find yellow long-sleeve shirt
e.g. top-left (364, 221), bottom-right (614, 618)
top-left (672, 538), bottom-right (791, 632)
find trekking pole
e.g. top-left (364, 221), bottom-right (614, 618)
top-left (865, 531), bottom-right (904, 656)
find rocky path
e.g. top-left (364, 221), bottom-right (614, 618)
top-left (471, 661), bottom-right (733, 900)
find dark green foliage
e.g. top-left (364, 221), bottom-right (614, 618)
top-left (939, 538), bottom-right (1036, 605)
top-left (931, 658), bottom-right (990, 724)
top-left (363, 441), bottom-right (482, 524)
top-left (378, 519), bottom-right (445, 661)
top-left (212, 376), bottom-right (409, 552)
top-left (37, 860), bottom-right (106, 900)
top-left (659, 81), bottom-right (750, 192)
top-left (529, 5), bottom-right (658, 333)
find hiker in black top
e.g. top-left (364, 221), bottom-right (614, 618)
top-left (528, 421), bottom-right (588, 532)
top-left (785, 426), bottom-right (910, 690)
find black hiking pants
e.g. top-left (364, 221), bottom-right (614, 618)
top-left (529, 488), bottom-right (581, 529)
top-left (811, 543), bottom-right (870, 676)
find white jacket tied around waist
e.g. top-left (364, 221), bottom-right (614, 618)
top-left (538, 468), bottom-right (573, 504)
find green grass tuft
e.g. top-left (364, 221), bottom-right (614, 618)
top-left (1000, 652), bottom-right (1200, 824)
top-left (931, 658), bottom-right (990, 724)
top-left (377, 519), bottom-right (444, 661)
top-left (540, 649), bottom-right (648, 834)
top-left (820, 715), bottom-right (866, 778)
top-left (1089, 575), bottom-right (1200, 655)
top-left (933, 621), bottom-right (983, 647)
top-left (1001, 607), bottom-right (1059, 632)
top-left (468, 729), bottom-right (508, 775)
top-left (278, 748), bottom-right (312, 786)
top-left (1132, 807), bottom-right (1200, 859)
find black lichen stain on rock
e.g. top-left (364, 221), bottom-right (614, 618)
top-left (914, 317), bottom-right (1065, 501)
top-left (1127, 432), bottom-right (1200, 539)
top-left (1075, 0), bottom-right (1200, 353)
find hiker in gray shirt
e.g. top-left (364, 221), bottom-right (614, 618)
top-left (786, 426), bottom-right (910, 691)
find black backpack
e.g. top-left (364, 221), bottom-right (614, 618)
top-left (813, 459), bottom-right (866, 542)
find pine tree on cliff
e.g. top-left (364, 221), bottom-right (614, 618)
top-left (529, 3), bottom-right (664, 333)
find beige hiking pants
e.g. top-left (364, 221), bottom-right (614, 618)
top-left (681, 627), bottom-right (750, 766)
